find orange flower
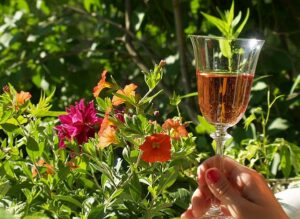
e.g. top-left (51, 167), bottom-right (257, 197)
top-left (162, 118), bottom-right (188, 140)
top-left (98, 108), bottom-right (117, 149)
top-left (139, 133), bottom-right (171, 163)
top-left (32, 159), bottom-right (55, 178)
top-left (16, 91), bottom-right (32, 106)
top-left (93, 70), bottom-right (112, 97)
top-left (66, 161), bottom-right (79, 170)
top-left (112, 83), bottom-right (137, 106)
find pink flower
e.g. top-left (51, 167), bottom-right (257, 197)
top-left (55, 99), bottom-right (102, 148)
top-left (114, 108), bottom-right (125, 123)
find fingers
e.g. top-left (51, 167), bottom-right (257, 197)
top-left (197, 155), bottom-right (254, 187)
top-left (191, 188), bottom-right (211, 217)
top-left (181, 187), bottom-right (212, 218)
top-left (181, 206), bottom-right (195, 219)
top-left (205, 168), bottom-right (249, 208)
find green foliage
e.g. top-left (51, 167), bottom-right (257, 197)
top-left (0, 63), bottom-right (198, 218)
top-left (225, 90), bottom-right (300, 179)
top-left (201, 1), bottom-right (250, 39)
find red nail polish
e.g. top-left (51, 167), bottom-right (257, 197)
top-left (206, 169), bottom-right (220, 184)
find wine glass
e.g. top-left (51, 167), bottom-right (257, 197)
top-left (189, 35), bottom-right (264, 218)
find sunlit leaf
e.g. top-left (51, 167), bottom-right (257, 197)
top-left (280, 146), bottom-right (291, 178)
top-left (234, 8), bottom-right (250, 38)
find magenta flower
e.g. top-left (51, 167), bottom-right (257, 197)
top-left (55, 99), bottom-right (102, 148)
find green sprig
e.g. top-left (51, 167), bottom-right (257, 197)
top-left (201, 1), bottom-right (250, 40)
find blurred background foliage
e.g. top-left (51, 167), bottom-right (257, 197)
top-left (0, 0), bottom-right (299, 176)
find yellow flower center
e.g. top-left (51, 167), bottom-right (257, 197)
top-left (152, 142), bottom-right (160, 148)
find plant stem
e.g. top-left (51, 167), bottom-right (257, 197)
top-left (139, 88), bottom-right (154, 105)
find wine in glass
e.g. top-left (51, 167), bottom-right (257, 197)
top-left (189, 35), bottom-right (264, 218)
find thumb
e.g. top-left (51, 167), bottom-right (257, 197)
top-left (205, 168), bottom-right (245, 206)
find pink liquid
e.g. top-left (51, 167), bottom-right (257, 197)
top-left (197, 71), bottom-right (254, 126)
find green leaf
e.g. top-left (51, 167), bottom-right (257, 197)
top-left (139, 89), bottom-right (163, 104)
top-left (0, 208), bottom-right (18, 219)
top-left (289, 143), bottom-right (300, 173)
top-left (219, 39), bottom-right (232, 58)
top-left (170, 92), bottom-right (182, 106)
top-left (88, 205), bottom-right (105, 219)
top-left (232, 11), bottom-right (241, 28)
top-left (90, 162), bottom-right (116, 186)
top-left (227, 1), bottom-right (235, 29)
top-left (158, 167), bottom-right (178, 192)
top-left (244, 114), bottom-right (256, 130)
top-left (29, 90), bottom-right (56, 117)
top-left (144, 61), bottom-right (165, 90)
top-left (53, 195), bottom-right (83, 208)
top-left (196, 116), bottom-right (216, 134)
top-left (26, 136), bottom-right (43, 160)
top-left (0, 180), bottom-right (11, 199)
top-left (34, 111), bottom-right (66, 117)
top-left (268, 118), bottom-right (289, 130)
top-left (128, 173), bottom-right (141, 200)
top-left (252, 81), bottom-right (268, 91)
top-left (83, 0), bottom-right (100, 12)
top-left (0, 110), bottom-right (12, 125)
top-left (201, 12), bottom-right (228, 36)
top-left (95, 97), bottom-right (112, 112)
top-left (245, 144), bottom-right (259, 160)
top-left (0, 123), bottom-right (19, 132)
top-left (3, 162), bottom-right (15, 179)
top-left (36, 0), bottom-right (50, 15)
top-left (290, 74), bottom-right (300, 94)
top-left (271, 153), bottom-right (280, 176)
top-left (234, 8), bottom-right (250, 38)
top-left (280, 147), bottom-right (291, 178)
top-left (109, 188), bottom-right (124, 201)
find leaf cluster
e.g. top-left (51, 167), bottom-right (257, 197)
top-left (201, 1), bottom-right (249, 39)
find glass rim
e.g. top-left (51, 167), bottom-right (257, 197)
top-left (188, 34), bottom-right (265, 43)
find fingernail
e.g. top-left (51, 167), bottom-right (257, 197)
top-left (206, 169), bottom-right (220, 184)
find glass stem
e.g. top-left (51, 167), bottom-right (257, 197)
top-left (208, 125), bottom-right (231, 215)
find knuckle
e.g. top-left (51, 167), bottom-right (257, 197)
top-left (215, 180), bottom-right (231, 199)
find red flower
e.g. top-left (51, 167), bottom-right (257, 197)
top-left (139, 133), bottom-right (171, 163)
top-left (162, 118), bottom-right (188, 140)
top-left (55, 99), bottom-right (102, 148)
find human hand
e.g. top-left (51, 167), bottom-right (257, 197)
top-left (181, 156), bottom-right (288, 219)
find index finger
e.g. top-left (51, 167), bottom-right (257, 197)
top-left (197, 156), bottom-right (251, 186)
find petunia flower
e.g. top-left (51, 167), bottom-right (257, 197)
top-left (98, 108), bottom-right (118, 149)
top-left (162, 118), bottom-right (188, 140)
top-left (93, 70), bottom-right (112, 97)
top-left (32, 159), bottom-right (55, 178)
top-left (66, 161), bottom-right (80, 171)
top-left (112, 83), bottom-right (138, 106)
top-left (16, 91), bottom-right (32, 106)
top-left (55, 99), bottom-right (102, 148)
top-left (139, 133), bottom-right (171, 163)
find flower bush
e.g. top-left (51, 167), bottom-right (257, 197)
top-left (0, 61), bottom-right (198, 218)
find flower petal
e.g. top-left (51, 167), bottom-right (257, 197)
top-left (139, 133), bottom-right (171, 163)
top-left (93, 70), bottom-right (112, 97)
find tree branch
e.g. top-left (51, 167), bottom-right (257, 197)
top-left (172, 0), bottom-right (198, 123)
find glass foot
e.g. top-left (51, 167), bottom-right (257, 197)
top-left (200, 206), bottom-right (232, 219)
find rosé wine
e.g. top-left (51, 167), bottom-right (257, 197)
top-left (197, 71), bottom-right (253, 126)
